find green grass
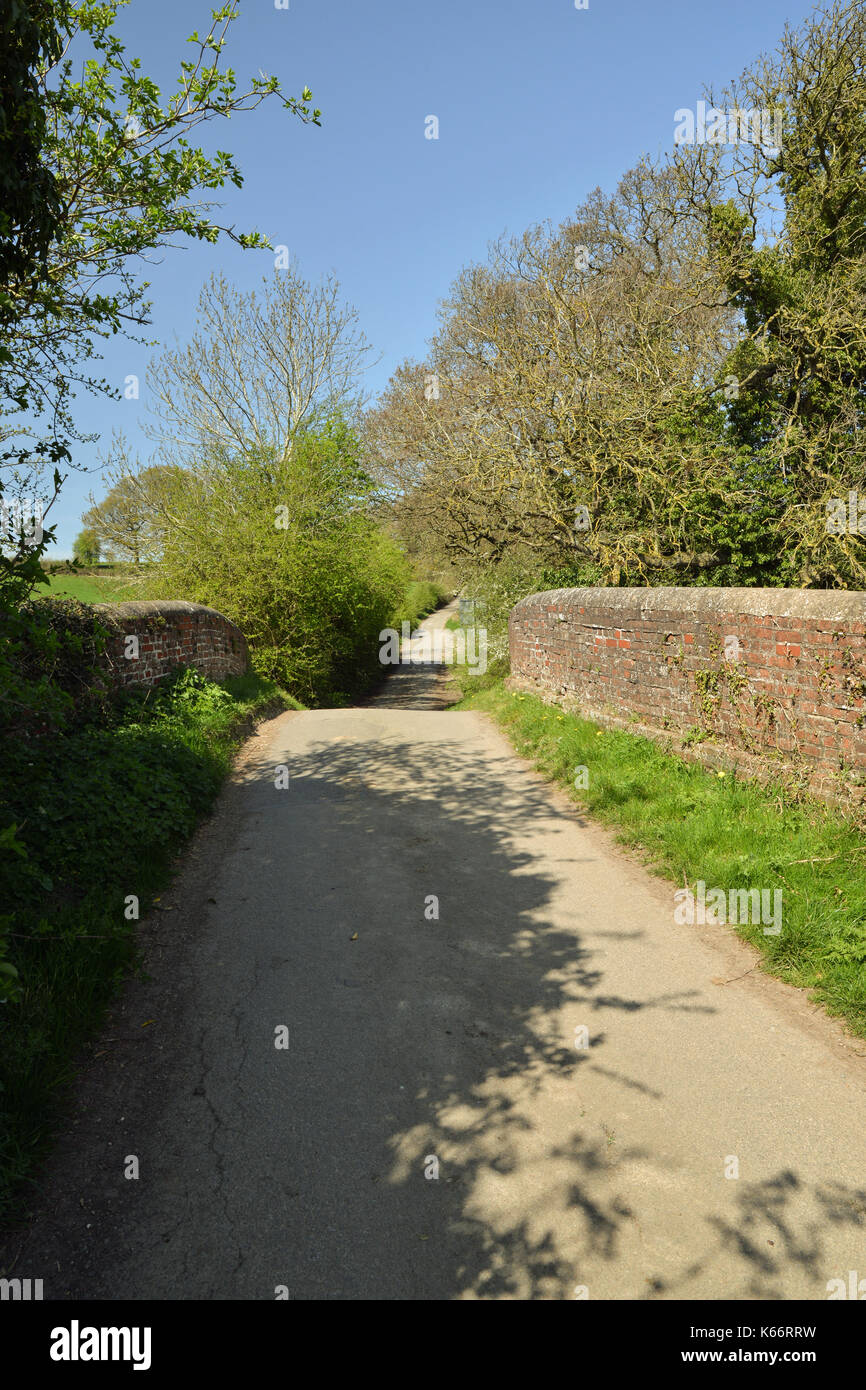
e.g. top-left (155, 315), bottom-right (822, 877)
top-left (36, 572), bottom-right (138, 604)
top-left (35, 564), bottom-right (169, 605)
top-left (457, 680), bottom-right (866, 1039)
top-left (0, 669), bottom-right (302, 1226)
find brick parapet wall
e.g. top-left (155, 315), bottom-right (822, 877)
top-left (508, 587), bottom-right (866, 795)
top-left (93, 601), bottom-right (249, 689)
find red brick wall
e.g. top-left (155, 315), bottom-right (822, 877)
top-left (509, 587), bottom-right (866, 789)
top-left (93, 601), bottom-right (249, 690)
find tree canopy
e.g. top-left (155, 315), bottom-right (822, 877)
top-left (365, 0), bottom-right (866, 593)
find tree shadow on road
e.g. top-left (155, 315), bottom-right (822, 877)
top-left (227, 717), bottom-right (866, 1301)
top-left (4, 699), bottom-right (864, 1303)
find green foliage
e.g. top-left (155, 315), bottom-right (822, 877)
top-left (0, 593), bottom-right (115, 1022)
top-left (82, 464), bottom-right (185, 564)
top-left (0, 0), bottom-right (68, 322)
top-left (72, 527), bottom-right (100, 565)
top-left (453, 551), bottom-right (602, 689)
top-left (694, 1), bottom-right (866, 586)
top-left (373, 1), bottom-right (866, 591)
top-left (112, 665), bottom-right (238, 741)
top-left (0, 663), bottom-right (293, 1223)
top-left (1, 0), bottom-right (320, 614)
top-left (0, 597), bottom-right (114, 738)
top-left (2, 725), bottom-right (217, 906)
top-left (5, 1), bottom-right (321, 435)
top-left (155, 419), bottom-right (413, 704)
top-left (389, 580), bottom-right (446, 630)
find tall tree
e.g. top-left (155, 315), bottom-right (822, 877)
top-left (676, 0), bottom-right (866, 585)
top-left (83, 454), bottom-right (184, 564)
top-left (0, 0), bottom-right (321, 599)
top-left (72, 527), bottom-right (100, 564)
top-left (0, 0), bottom-right (68, 325)
top-left (146, 267), bottom-right (372, 466)
top-left (366, 158), bottom-right (736, 585)
top-left (0, 0), bottom-right (72, 600)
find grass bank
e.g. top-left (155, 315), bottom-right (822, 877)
top-left (456, 680), bottom-right (866, 1040)
top-left (0, 668), bottom-right (301, 1226)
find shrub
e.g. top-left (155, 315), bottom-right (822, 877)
top-left (0, 597), bottom-right (116, 738)
top-left (389, 580), bottom-right (445, 630)
top-left (153, 419), bottom-right (413, 704)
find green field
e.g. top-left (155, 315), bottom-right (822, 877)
top-left (34, 571), bottom-right (147, 604)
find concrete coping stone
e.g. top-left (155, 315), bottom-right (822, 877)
top-left (510, 586), bottom-right (866, 624)
top-left (92, 600), bottom-right (234, 622)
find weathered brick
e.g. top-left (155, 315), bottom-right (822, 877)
top-left (94, 601), bottom-right (249, 692)
top-left (509, 585), bottom-right (866, 783)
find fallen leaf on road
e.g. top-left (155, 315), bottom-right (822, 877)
top-left (350, 932), bottom-right (358, 941)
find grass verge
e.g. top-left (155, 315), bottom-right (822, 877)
top-left (0, 668), bottom-right (302, 1226)
top-left (456, 679), bottom-right (866, 1040)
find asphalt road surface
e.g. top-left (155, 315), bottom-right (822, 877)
top-left (3, 604), bottom-right (866, 1299)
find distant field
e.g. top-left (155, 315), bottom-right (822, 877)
top-left (33, 570), bottom-right (147, 604)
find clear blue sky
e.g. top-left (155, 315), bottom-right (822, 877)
top-left (46, 0), bottom-right (815, 555)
